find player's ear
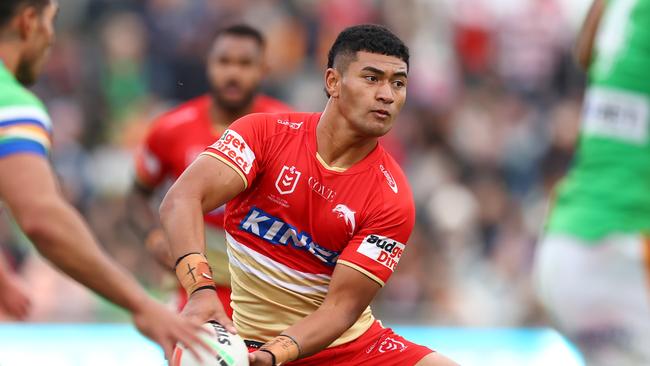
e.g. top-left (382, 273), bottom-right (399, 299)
top-left (16, 5), bottom-right (39, 41)
top-left (324, 68), bottom-right (341, 98)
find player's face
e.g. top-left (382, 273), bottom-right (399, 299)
top-left (207, 35), bottom-right (265, 112)
top-left (16, 0), bottom-right (58, 86)
top-left (336, 51), bottom-right (407, 137)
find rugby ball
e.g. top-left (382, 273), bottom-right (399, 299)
top-left (172, 321), bottom-right (249, 366)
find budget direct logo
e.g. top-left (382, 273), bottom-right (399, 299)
top-left (357, 234), bottom-right (405, 271)
top-left (212, 129), bottom-right (255, 174)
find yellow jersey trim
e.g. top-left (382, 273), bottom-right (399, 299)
top-left (200, 151), bottom-right (248, 190)
top-left (316, 152), bottom-right (347, 172)
top-left (337, 260), bottom-right (385, 287)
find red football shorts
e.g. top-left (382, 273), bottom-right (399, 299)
top-left (247, 320), bottom-right (433, 366)
top-left (176, 284), bottom-right (233, 319)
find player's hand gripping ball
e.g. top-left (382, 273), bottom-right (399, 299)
top-left (172, 321), bottom-right (249, 366)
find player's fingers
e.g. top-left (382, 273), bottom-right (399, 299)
top-left (187, 317), bottom-right (210, 335)
top-left (20, 298), bottom-right (31, 317)
top-left (161, 338), bottom-right (173, 363)
top-left (213, 312), bottom-right (236, 334)
top-left (181, 337), bottom-right (205, 363)
top-left (176, 321), bottom-right (214, 356)
top-left (11, 302), bottom-right (26, 319)
top-left (23, 297), bottom-right (32, 311)
top-left (17, 303), bottom-right (28, 319)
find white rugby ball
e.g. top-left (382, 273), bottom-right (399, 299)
top-left (172, 321), bottom-right (249, 366)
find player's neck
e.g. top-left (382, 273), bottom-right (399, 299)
top-left (316, 101), bottom-right (378, 170)
top-left (209, 101), bottom-right (251, 132)
top-left (0, 43), bottom-right (21, 77)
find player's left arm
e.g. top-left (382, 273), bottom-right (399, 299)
top-left (248, 263), bottom-right (383, 366)
top-left (285, 263), bottom-right (380, 353)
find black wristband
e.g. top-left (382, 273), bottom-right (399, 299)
top-left (190, 285), bottom-right (217, 295)
top-left (174, 252), bottom-right (202, 269)
top-left (259, 349), bottom-right (277, 366)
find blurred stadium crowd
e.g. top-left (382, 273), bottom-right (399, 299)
top-left (0, 0), bottom-right (592, 326)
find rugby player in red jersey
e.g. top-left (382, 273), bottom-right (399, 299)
top-left (126, 24), bottom-right (291, 316)
top-left (161, 24), bottom-right (458, 365)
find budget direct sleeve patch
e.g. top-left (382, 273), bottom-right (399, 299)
top-left (357, 234), bottom-right (405, 272)
top-left (211, 129), bottom-right (256, 174)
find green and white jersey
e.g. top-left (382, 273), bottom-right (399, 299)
top-left (0, 61), bottom-right (52, 158)
top-left (547, 0), bottom-right (650, 240)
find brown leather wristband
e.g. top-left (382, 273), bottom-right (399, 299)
top-left (174, 253), bottom-right (215, 295)
top-left (260, 334), bottom-right (301, 365)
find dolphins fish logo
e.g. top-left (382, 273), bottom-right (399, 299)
top-left (333, 204), bottom-right (356, 235)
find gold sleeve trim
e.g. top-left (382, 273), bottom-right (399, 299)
top-left (200, 151), bottom-right (248, 190)
top-left (337, 260), bottom-right (385, 287)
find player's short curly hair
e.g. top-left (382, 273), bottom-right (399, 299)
top-left (0, 0), bottom-right (50, 30)
top-left (327, 24), bottom-right (409, 73)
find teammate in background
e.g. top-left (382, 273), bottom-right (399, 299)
top-left (0, 0), bottom-right (210, 360)
top-left (536, 0), bottom-right (650, 365)
top-left (126, 24), bottom-right (290, 315)
top-left (161, 24), bottom-right (458, 366)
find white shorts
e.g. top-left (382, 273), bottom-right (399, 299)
top-left (534, 234), bottom-right (650, 366)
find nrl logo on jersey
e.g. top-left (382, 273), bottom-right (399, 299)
top-left (276, 165), bottom-right (301, 195)
top-left (332, 204), bottom-right (356, 235)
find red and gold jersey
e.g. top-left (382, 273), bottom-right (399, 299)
top-left (201, 112), bottom-right (415, 346)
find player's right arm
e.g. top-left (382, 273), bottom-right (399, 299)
top-left (0, 154), bottom-right (211, 360)
top-left (159, 155), bottom-right (244, 332)
top-left (575, 0), bottom-right (605, 70)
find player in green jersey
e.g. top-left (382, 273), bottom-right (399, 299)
top-left (536, 0), bottom-right (650, 365)
top-left (0, 0), bottom-right (212, 361)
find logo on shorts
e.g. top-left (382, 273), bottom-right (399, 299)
top-left (380, 164), bottom-right (398, 193)
top-left (332, 204), bottom-right (356, 235)
top-left (211, 129), bottom-right (255, 174)
top-left (357, 235), bottom-right (405, 271)
top-left (378, 337), bottom-right (407, 353)
top-left (275, 166), bottom-right (301, 195)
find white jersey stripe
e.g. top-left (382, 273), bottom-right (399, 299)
top-left (0, 106), bottom-right (51, 130)
top-left (226, 232), bottom-right (331, 285)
